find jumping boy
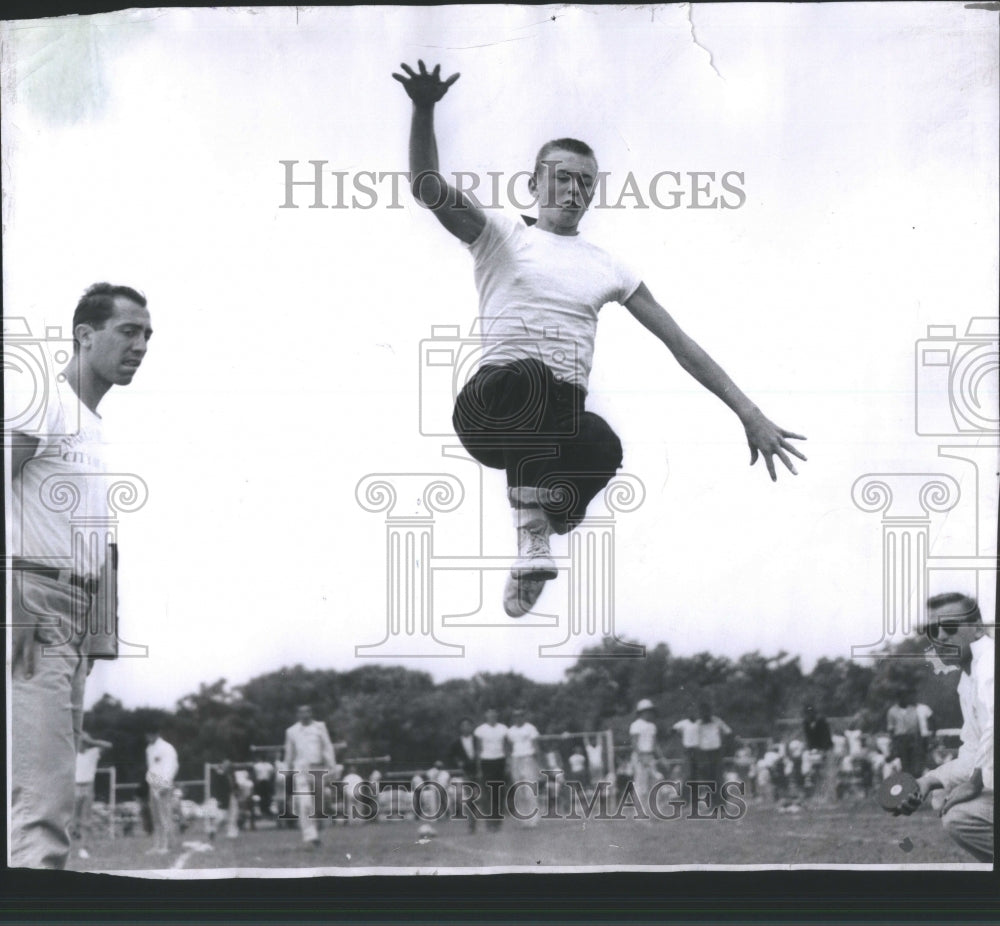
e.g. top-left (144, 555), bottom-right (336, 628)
top-left (394, 60), bottom-right (807, 617)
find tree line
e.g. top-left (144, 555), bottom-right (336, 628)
top-left (86, 635), bottom-right (964, 784)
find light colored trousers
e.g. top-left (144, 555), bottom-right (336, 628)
top-left (149, 785), bottom-right (176, 849)
top-left (293, 768), bottom-right (326, 841)
top-left (10, 574), bottom-right (89, 869)
top-left (941, 791), bottom-right (994, 863)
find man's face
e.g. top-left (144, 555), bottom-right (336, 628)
top-left (297, 706), bottom-right (313, 725)
top-left (78, 297), bottom-right (153, 387)
top-left (485, 709), bottom-right (498, 725)
top-left (927, 600), bottom-right (981, 667)
top-left (460, 720), bottom-right (473, 735)
top-left (531, 148), bottom-right (599, 235)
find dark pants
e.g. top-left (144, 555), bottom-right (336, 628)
top-left (478, 758), bottom-right (507, 826)
top-left (453, 359), bottom-right (623, 532)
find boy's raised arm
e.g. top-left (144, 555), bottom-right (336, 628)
top-left (393, 60), bottom-right (486, 244)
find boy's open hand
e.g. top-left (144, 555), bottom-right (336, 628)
top-left (392, 60), bottom-right (460, 107)
top-left (743, 409), bottom-right (807, 481)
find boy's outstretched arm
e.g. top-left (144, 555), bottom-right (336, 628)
top-left (624, 282), bottom-right (807, 481)
top-left (392, 60), bottom-right (486, 244)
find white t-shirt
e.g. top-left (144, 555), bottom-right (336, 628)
top-left (474, 722), bottom-right (509, 760)
top-left (75, 746), bottom-right (102, 784)
top-left (915, 703), bottom-right (934, 738)
top-left (672, 718), bottom-right (701, 749)
top-left (10, 371), bottom-right (110, 578)
top-left (466, 212), bottom-right (642, 392)
top-left (506, 722), bottom-right (540, 758)
top-left (585, 741), bottom-right (604, 776)
top-left (145, 737), bottom-right (179, 788)
top-left (342, 772), bottom-right (364, 797)
top-left (629, 717), bottom-right (657, 753)
top-left (696, 717), bottom-right (732, 751)
top-left (285, 721), bottom-right (335, 769)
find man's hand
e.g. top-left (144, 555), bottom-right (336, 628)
top-left (894, 774), bottom-right (937, 816)
top-left (392, 60), bottom-right (459, 108)
top-left (940, 776), bottom-right (983, 816)
top-left (742, 408), bottom-right (807, 481)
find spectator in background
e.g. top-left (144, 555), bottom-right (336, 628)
top-left (447, 718), bottom-right (478, 831)
top-left (474, 708), bottom-right (509, 832)
top-left (887, 690), bottom-right (923, 777)
top-left (144, 729), bottom-right (179, 854)
top-left (566, 744), bottom-right (589, 789)
top-left (506, 708), bottom-right (543, 827)
top-left (584, 734), bottom-right (605, 784)
top-left (691, 700), bottom-right (732, 807)
top-left (252, 757), bottom-right (276, 819)
top-left (72, 732), bottom-right (112, 860)
top-left (340, 765), bottom-right (365, 824)
top-left (672, 707), bottom-right (701, 787)
top-left (206, 759), bottom-right (239, 841)
top-left (915, 701), bottom-right (935, 769)
top-left (803, 704), bottom-right (836, 803)
top-left (283, 704), bottom-right (336, 849)
top-left (629, 699), bottom-right (661, 817)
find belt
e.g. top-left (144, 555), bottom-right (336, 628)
top-left (13, 558), bottom-right (98, 594)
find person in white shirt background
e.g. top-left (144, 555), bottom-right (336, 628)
top-left (506, 708), bottom-right (543, 827)
top-left (283, 704), bottom-right (336, 849)
top-left (897, 593), bottom-right (994, 862)
top-left (474, 707), bottom-right (509, 831)
top-left (144, 729), bottom-right (179, 855)
top-left (629, 699), bottom-right (661, 817)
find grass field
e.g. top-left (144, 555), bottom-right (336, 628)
top-left (65, 799), bottom-right (979, 875)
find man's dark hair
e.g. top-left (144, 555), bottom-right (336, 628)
top-left (72, 282), bottom-right (146, 350)
top-left (927, 593), bottom-right (982, 625)
top-left (533, 138), bottom-right (597, 177)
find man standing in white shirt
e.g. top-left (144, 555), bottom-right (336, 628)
top-left (693, 701), bottom-right (733, 807)
top-left (9, 283), bottom-right (153, 869)
top-left (145, 729), bottom-right (179, 855)
top-left (506, 708), bottom-right (542, 827)
top-left (629, 699), bottom-right (661, 816)
top-left (283, 705), bottom-right (336, 848)
top-left (393, 61), bottom-right (806, 617)
top-left (898, 594), bottom-right (994, 862)
top-left (672, 708), bottom-right (701, 786)
top-left (474, 708), bottom-right (509, 831)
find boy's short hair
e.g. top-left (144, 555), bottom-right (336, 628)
top-left (534, 138), bottom-right (597, 176)
top-left (72, 282), bottom-right (147, 349)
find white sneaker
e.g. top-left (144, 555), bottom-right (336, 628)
top-left (511, 508), bottom-right (557, 580)
top-left (503, 572), bottom-right (546, 617)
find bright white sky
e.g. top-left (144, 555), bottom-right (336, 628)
top-left (3, 4), bottom-right (997, 710)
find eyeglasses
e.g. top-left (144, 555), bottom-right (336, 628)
top-left (926, 620), bottom-right (962, 641)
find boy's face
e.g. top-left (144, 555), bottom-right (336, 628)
top-left (531, 148), bottom-right (599, 234)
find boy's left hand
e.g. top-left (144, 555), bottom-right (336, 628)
top-left (743, 409), bottom-right (807, 481)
